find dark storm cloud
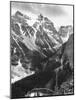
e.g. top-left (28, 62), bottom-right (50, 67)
top-left (11, 2), bottom-right (67, 16)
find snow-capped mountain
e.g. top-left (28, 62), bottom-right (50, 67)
top-left (11, 11), bottom-right (73, 52)
top-left (11, 11), bottom-right (73, 83)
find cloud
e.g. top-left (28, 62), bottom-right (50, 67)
top-left (11, 2), bottom-right (34, 13)
top-left (30, 4), bottom-right (67, 16)
top-left (41, 5), bottom-right (66, 16)
top-left (11, 2), bottom-right (67, 16)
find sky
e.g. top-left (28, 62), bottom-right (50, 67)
top-left (11, 2), bottom-right (73, 30)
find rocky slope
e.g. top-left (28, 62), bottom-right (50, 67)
top-left (11, 10), bottom-right (73, 87)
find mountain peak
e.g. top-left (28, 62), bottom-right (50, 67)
top-left (37, 14), bottom-right (44, 22)
top-left (15, 11), bottom-right (31, 20)
top-left (15, 11), bottom-right (23, 17)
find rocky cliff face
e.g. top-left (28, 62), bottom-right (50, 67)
top-left (11, 11), bottom-right (73, 86)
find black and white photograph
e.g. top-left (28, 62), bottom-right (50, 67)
top-left (10, 1), bottom-right (74, 99)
